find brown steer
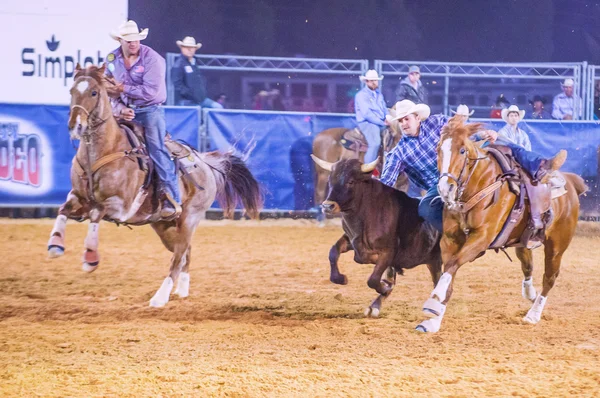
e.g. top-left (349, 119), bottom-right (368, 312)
top-left (311, 155), bottom-right (442, 317)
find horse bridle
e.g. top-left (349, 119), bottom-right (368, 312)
top-left (439, 145), bottom-right (488, 202)
top-left (70, 78), bottom-right (109, 135)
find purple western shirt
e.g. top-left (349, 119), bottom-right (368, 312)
top-left (105, 44), bottom-right (167, 115)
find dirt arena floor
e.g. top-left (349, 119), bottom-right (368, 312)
top-left (1, 218), bottom-right (599, 397)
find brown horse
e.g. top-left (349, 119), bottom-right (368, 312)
top-left (415, 117), bottom-right (587, 333)
top-left (312, 119), bottom-right (407, 207)
top-left (46, 64), bottom-right (262, 308)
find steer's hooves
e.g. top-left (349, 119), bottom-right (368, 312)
top-left (330, 274), bottom-right (348, 285)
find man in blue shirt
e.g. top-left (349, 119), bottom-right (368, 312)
top-left (355, 70), bottom-right (387, 163)
top-left (381, 100), bottom-right (567, 231)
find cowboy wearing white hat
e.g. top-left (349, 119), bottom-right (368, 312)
top-left (450, 104), bottom-right (475, 120)
top-left (552, 77), bottom-right (581, 120)
top-left (497, 105), bottom-right (531, 151)
top-left (171, 36), bottom-right (223, 109)
top-left (380, 100), bottom-right (567, 233)
top-left (105, 20), bottom-right (182, 220)
top-left (355, 70), bottom-right (387, 164)
top-left (396, 65), bottom-right (427, 104)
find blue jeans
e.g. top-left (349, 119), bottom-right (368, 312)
top-left (505, 143), bottom-right (543, 178)
top-left (178, 98), bottom-right (223, 109)
top-left (358, 122), bottom-right (382, 163)
top-left (133, 106), bottom-right (181, 204)
top-left (418, 185), bottom-right (443, 232)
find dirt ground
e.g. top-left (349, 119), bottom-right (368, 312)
top-left (0, 218), bottom-right (599, 397)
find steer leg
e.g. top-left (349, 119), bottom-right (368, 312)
top-left (364, 252), bottom-right (395, 317)
top-left (329, 234), bottom-right (351, 285)
top-left (365, 266), bottom-right (396, 318)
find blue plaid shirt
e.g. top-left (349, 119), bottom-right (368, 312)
top-left (380, 114), bottom-right (449, 191)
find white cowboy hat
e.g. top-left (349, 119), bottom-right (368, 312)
top-left (451, 104), bottom-right (475, 117)
top-left (110, 20), bottom-right (148, 41)
top-left (501, 105), bottom-right (525, 122)
top-left (561, 78), bottom-right (574, 87)
top-left (386, 100), bottom-right (431, 122)
top-left (176, 36), bottom-right (202, 49)
top-left (359, 69), bottom-right (384, 82)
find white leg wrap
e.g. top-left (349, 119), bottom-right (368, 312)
top-left (431, 272), bottom-right (453, 302)
top-left (150, 277), bottom-right (174, 308)
top-left (523, 295), bottom-right (547, 324)
top-left (522, 278), bottom-right (537, 302)
top-left (174, 272), bottom-right (190, 298)
top-left (51, 214), bottom-right (67, 237)
top-left (84, 223), bottom-right (99, 251)
top-left (416, 304), bottom-right (446, 333)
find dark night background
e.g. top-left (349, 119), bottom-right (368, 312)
top-left (129, 0), bottom-right (600, 63)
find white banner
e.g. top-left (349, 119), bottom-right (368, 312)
top-left (0, 0), bottom-right (128, 105)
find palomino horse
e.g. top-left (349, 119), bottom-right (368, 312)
top-left (47, 64), bottom-right (263, 308)
top-left (312, 120), bottom-right (407, 207)
top-left (416, 117), bottom-right (587, 333)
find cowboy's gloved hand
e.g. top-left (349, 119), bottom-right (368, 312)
top-left (120, 108), bottom-right (135, 121)
top-left (106, 83), bottom-right (124, 98)
top-left (479, 130), bottom-right (498, 143)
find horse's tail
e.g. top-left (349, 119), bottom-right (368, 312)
top-left (563, 172), bottom-right (589, 196)
top-left (206, 152), bottom-right (263, 219)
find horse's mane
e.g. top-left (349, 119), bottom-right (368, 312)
top-left (442, 116), bottom-right (484, 140)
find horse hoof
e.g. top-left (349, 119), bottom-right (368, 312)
top-left (48, 246), bottom-right (65, 258)
top-left (522, 314), bottom-right (540, 325)
top-left (82, 262), bottom-right (98, 273)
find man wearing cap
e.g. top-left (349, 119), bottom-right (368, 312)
top-left (450, 104), bottom-right (474, 123)
top-left (172, 36), bottom-right (223, 109)
top-left (355, 69), bottom-right (387, 164)
top-left (380, 100), bottom-right (567, 232)
top-left (104, 20), bottom-right (181, 220)
top-left (396, 65), bottom-right (427, 104)
top-left (552, 78), bottom-right (581, 120)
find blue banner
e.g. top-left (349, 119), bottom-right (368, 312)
top-left (207, 110), bottom-right (600, 215)
top-left (0, 104), bottom-right (200, 207)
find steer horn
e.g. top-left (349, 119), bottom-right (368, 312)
top-left (310, 154), bottom-right (334, 171)
top-left (361, 157), bottom-right (380, 173)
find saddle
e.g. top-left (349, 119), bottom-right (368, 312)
top-left (486, 145), bottom-right (564, 251)
top-left (340, 128), bottom-right (369, 153)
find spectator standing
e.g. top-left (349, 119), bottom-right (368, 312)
top-left (395, 65), bottom-right (427, 104)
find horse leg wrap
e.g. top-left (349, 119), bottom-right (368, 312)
top-left (431, 272), bottom-right (453, 302)
top-left (522, 278), bottom-right (537, 302)
top-left (84, 223), bottom-right (99, 251)
top-left (423, 298), bottom-right (446, 318)
top-left (50, 214), bottom-right (67, 237)
top-left (175, 272), bottom-right (190, 298)
top-left (83, 250), bottom-right (100, 266)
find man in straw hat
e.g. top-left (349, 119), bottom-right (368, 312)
top-left (105, 20), bottom-right (181, 219)
top-left (552, 78), bottom-right (581, 120)
top-left (172, 36), bottom-right (223, 109)
top-left (380, 100), bottom-right (566, 232)
top-left (450, 104), bottom-right (474, 122)
top-left (355, 69), bottom-right (387, 164)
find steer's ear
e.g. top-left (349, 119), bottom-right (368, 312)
top-left (361, 157), bottom-right (379, 173)
top-left (311, 154), bottom-right (334, 171)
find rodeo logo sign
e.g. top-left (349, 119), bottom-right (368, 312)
top-left (0, 119), bottom-right (52, 195)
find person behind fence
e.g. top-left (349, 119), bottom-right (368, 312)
top-left (396, 65), bottom-right (427, 104)
top-left (104, 20), bottom-right (181, 219)
top-left (497, 105), bottom-right (532, 150)
top-left (552, 78), bottom-right (581, 120)
top-left (528, 95), bottom-right (552, 120)
top-left (380, 100), bottom-right (567, 232)
top-left (355, 69), bottom-right (387, 164)
top-left (490, 94), bottom-right (510, 118)
top-left (450, 104), bottom-right (474, 122)
top-left (171, 36), bottom-right (223, 109)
